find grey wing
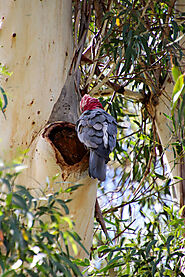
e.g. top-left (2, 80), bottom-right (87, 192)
top-left (76, 110), bottom-right (104, 149)
top-left (76, 109), bottom-right (117, 156)
top-left (108, 133), bottom-right (117, 152)
top-left (104, 112), bottom-right (117, 152)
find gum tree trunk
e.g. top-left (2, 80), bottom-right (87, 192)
top-left (0, 0), bottom-right (97, 259)
top-left (154, 0), bottom-right (185, 208)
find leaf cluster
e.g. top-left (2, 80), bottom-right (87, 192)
top-left (89, 204), bottom-right (185, 276)
top-left (0, 164), bottom-right (83, 277)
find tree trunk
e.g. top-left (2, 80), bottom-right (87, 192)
top-left (154, 0), bottom-right (185, 207)
top-left (0, 0), bottom-right (97, 259)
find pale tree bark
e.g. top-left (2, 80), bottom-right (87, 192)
top-left (154, 0), bottom-right (185, 209)
top-left (0, 0), bottom-right (97, 259)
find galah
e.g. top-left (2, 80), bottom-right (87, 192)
top-left (76, 94), bottom-right (117, 181)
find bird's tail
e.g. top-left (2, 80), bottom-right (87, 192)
top-left (89, 150), bottom-right (106, 181)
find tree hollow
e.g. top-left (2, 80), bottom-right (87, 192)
top-left (43, 122), bottom-right (88, 166)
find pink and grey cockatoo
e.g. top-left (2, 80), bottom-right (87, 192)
top-left (76, 94), bottom-right (117, 181)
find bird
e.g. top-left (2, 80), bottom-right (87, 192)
top-left (76, 94), bottom-right (117, 181)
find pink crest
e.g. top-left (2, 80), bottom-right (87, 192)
top-left (80, 94), bottom-right (104, 112)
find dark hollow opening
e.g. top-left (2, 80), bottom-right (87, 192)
top-left (45, 122), bottom-right (87, 165)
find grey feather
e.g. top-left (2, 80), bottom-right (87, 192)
top-left (89, 150), bottom-right (106, 181)
top-left (93, 123), bottom-right (102, 130)
top-left (109, 135), bottom-right (117, 151)
top-left (90, 136), bottom-right (102, 145)
top-left (107, 123), bottom-right (117, 135)
top-left (78, 130), bottom-right (98, 148)
top-left (76, 108), bottom-right (117, 181)
top-left (94, 130), bottom-right (103, 137)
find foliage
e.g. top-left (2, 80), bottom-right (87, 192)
top-left (170, 65), bottom-right (185, 162)
top-left (0, 87), bottom-right (8, 118)
top-left (85, 97), bottom-right (185, 275)
top-left (75, 0), bottom-right (185, 98)
top-left (72, 0), bottom-right (185, 276)
top-left (88, 205), bottom-right (185, 276)
top-left (0, 162), bottom-right (83, 276)
top-left (0, 63), bottom-right (10, 117)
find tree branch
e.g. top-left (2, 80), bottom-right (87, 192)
top-left (95, 198), bottom-right (109, 239)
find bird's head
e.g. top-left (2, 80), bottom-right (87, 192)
top-left (80, 94), bottom-right (104, 113)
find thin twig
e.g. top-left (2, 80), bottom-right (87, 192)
top-left (117, 130), bottom-right (140, 141)
top-left (106, 91), bottom-right (116, 112)
top-left (112, 219), bottom-right (136, 241)
top-left (95, 198), bottom-right (109, 239)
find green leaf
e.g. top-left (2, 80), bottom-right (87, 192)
top-left (139, 36), bottom-right (150, 61)
top-left (59, 255), bottom-right (82, 276)
top-left (163, 113), bottom-right (172, 120)
top-left (6, 193), bottom-right (12, 206)
top-left (1, 270), bottom-right (14, 277)
top-left (56, 199), bottom-right (69, 215)
top-left (171, 74), bottom-right (185, 115)
top-left (178, 92), bottom-right (185, 122)
top-left (74, 258), bottom-right (90, 267)
top-left (0, 64), bottom-right (13, 76)
top-left (179, 206), bottom-right (185, 216)
top-left (98, 245), bottom-right (109, 252)
top-left (166, 235), bottom-right (174, 253)
top-left (107, 255), bottom-right (122, 265)
top-left (146, 240), bottom-right (158, 257)
top-left (154, 173), bottom-right (166, 180)
top-left (12, 193), bottom-right (28, 210)
top-left (67, 230), bottom-right (89, 255)
top-left (1, 178), bottom-right (11, 192)
top-left (0, 96), bottom-right (2, 109)
top-left (174, 176), bottom-right (183, 180)
top-left (172, 64), bottom-right (182, 82)
top-left (0, 87), bottom-right (8, 111)
top-left (172, 20), bottom-right (180, 41)
top-left (65, 184), bottom-right (83, 193)
top-left (103, 17), bottom-right (116, 41)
